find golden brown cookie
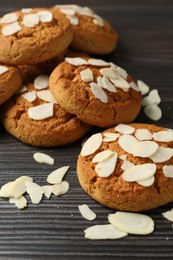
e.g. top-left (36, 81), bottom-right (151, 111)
top-left (49, 57), bottom-right (141, 128)
top-left (0, 8), bottom-right (73, 65)
top-left (54, 5), bottom-right (118, 54)
top-left (0, 74), bottom-right (91, 147)
top-left (0, 64), bottom-right (22, 105)
top-left (77, 123), bottom-right (173, 212)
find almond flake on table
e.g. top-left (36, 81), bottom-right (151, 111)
top-left (33, 152), bottom-right (54, 165)
top-left (134, 129), bottom-right (153, 141)
top-left (118, 134), bottom-right (138, 154)
top-left (95, 152), bottom-right (118, 177)
top-left (0, 65), bottom-right (8, 75)
top-left (99, 67), bottom-right (118, 79)
top-left (0, 13), bottom-right (18, 24)
top-left (51, 181), bottom-right (70, 196)
top-left (162, 209), bottom-right (173, 222)
top-left (0, 181), bottom-right (14, 198)
top-left (42, 185), bottom-right (52, 198)
top-left (137, 176), bottom-right (155, 187)
top-left (90, 82), bottom-right (108, 103)
top-left (81, 133), bottom-right (102, 157)
top-left (121, 160), bottom-right (134, 171)
top-left (122, 163), bottom-right (156, 182)
top-left (137, 80), bottom-right (150, 95)
top-left (23, 13), bottom-right (39, 27)
top-left (28, 102), bottom-right (54, 120)
top-left (9, 195), bottom-right (27, 209)
top-left (9, 176), bottom-right (33, 198)
top-left (108, 212), bottom-right (154, 235)
top-left (149, 147), bottom-right (173, 163)
top-left (65, 57), bottom-right (88, 66)
top-left (2, 21), bottom-right (22, 36)
top-left (132, 141), bottom-right (158, 158)
top-left (153, 130), bottom-right (173, 142)
top-left (37, 11), bottom-right (53, 22)
top-left (163, 165), bottom-right (173, 178)
top-left (22, 90), bottom-right (36, 102)
top-left (92, 149), bottom-right (115, 163)
top-left (115, 124), bottom-right (135, 135)
top-left (78, 204), bottom-right (96, 221)
top-left (84, 224), bottom-right (128, 240)
top-left (102, 76), bottom-right (117, 92)
top-left (47, 166), bottom-right (70, 184)
top-left (66, 15), bottom-right (79, 25)
top-left (80, 68), bottom-right (94, 82)
top-left (36, 90), bottom-right (57, 103)
top-left (142, 89), bottom-right (161, 106)
top-left (103, 132), bottom-right (120, 142)
top-left (34, 74), bottom-right (49, 90)
top-left (144, 104), bottom-right (162, 121)
top-left (25, 181), bottom-right (44, 204)
top-left (21, 8), bottom-right (32, 13)
top-left (88, 59), bottom-right (109, 66)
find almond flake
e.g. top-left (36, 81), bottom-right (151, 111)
top-left (118, 134), bottom-right (138, 154)
top-left (137, 80), bottom-right (150, 95)
top-left (65, 57), bottom-right (88, 66)
top-left (17, 85), bottom-right (27, 93)
top-left (142, 89), bottom-right (161, 106)
top-left (97, 76), bottom-right (104, 87)
top-left (84, 224), bottom-right (128, 240)
top-left (162, 209), bottom-right (173, 222)
top-left (153, 130), bottom-right (173, 142)
top-left (102, 76), bottom-right (117, 92)
top-left (78, 204), bottom-right (96, 220)
top-left (122, 163), bottom-right (156, 182)
top-left (0, 13), bottom-right (18, 24)
top-left (129, 82), bottom-right (140, 92)
top-left (28, 102), bottom-right (54, 120)
top-left (92, 149), bottom-right (114, 163)
top-left (0, 181), bottom-right (14, 198)
top-left (134, 129), bottom-right (153, 141)
top-left (36, 90), bottom-right (57, 103)
top-left (0, 65), bottom-right (8, 75)
top-left (144, 104), bottom-right (162, 121)
top-left (115, 124), bottom-right (135, 134)
top-left (132, 141), bottom-right (158, 158)
top-left (110, 77), bottom-right (130, 90)
top-left (37, 11), bottom-right (53, 22)
top-left (66, 15), bottom-right (79, 25)
top-left (34, 74), bottom-right (49, 90)
top-left (88, 59), bottom-right (109, 66)
top-left (99, 68), bottom-right (118, 80)
top-left (2, 21), bottom-right (22, 36)
top-left (90, 82), bottom-right (108, 103)
top-left (47, 166), bottom-right (70, 184)
top-left (119, 154), bottom-right (127, 160)
top-left (22, 90), bottom-right (36, 102)
top-left (81, 133), bottom-right (102, 157)
top-left (121, 160), bottom-right (134, 171)
top-left (25, 181), bottom-right (44, 204)
top-left (33, 152), bottom-right (54, 165)
top-left (9, 176), bottom-right (33, 198)
top-left (93, 17), bottom-right (104, 27)
top-left (23, 13), bottom-right (39, 27)
top-left (59, 8), bottom-right (76, 16)
top-left (116, 66), bottom-right (128, 79)
top-left (80, 68), bottom-right (93, 82)
top-left (51, 181), bottom-right (70, 196)
top-left (21, 8), bottom-right (32, 13)
top-left (108, 212), bottom-right (154, 235)
top-left (42, 185), bottom-right (52, 198)
top-left (163, 165), bottom-right (173, 178)
top-left (103, 132), bottom-right (120, 142)
top-left (9, 195), bottom-right (27, 209)
top-left (95, 152), bottom-right (118, 177)
top-left (149, 147), bottom-right (173, 163)
top-left (137, 176), bottom-right (155, 187)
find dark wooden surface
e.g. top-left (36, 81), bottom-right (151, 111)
top-left (0, 0), bottom-right (173, 259)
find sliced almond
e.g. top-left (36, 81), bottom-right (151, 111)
top-left (149, 147), bottom-right (173, 163)
top-left (9, 176), bottom-right (33, 198)
top-left (137, 176), bottom-right (155, 187)
top-left (23, 13), bottom-right (39, 27)
top-left (132, 141), bottom-right (158, 158)
top-left (137, 80), bottom-right (150, 95)
top-left (34, 74), bottom-right (49, 90)
top-left (22, 90), bottom-right (36, 102)
top-left (28, 102), bottom-right (54, 120)
top-left (110, 77), bottom-right (130, 90)
top-left (118, 134), bottom-right (138, 154)
top-left (0, 65), bottom-right (8, 75)
top-left (163, 165), bottom-right (173, 178)
top-left (84, 224), bottom-right (128, 240)
top-left (2, 21), bottom-right (22, 36)
top-left (21, 8), bottom-right (32, 13)
top-left (88, 59), bottom-right (109, 66)
top-left (122, 163), bottom-right (156, 182)
top-left (142, 89), bottom-right (161, 106)
top-left (103, 132), bottom-right (120, 142)
top-left (92, 149), bottom-right (114, 163)
top-left (42, 185), bottom-right (52, 198)
top-left (95, 152), bottom-right (118, 177)
top-left (36, 90), bottom-right (57, 103)
top-left (119, 154), bottom-right (127, 161)
top-left (144, 104), bottom-right (162, 121)
top-left (102, 76), bottom-right (117, 92)
top-left (0, 12), bottom-right (18, 24)
top-left (65, 57), bottom-right (88, 66)
top-left (80, 68), bottom-right (93, 82)
top-left (99, 67), bottom-right (118, 79)
top-left (51, 181), bottom-right (69, 196)
top-left (9, 196), bottom-right (27, 209)
top-left (37, 11), bottom-right (53, 23)
top-left (81, 133), bottom-right (102, 157)
top-left (33, 152), bottom-right (54, 165)
top-left (0, 181), bottom-right (14, 198)
top-left (59, 8), bottom-right (76, 16)
top-left (162, 209), bottom-right (173, 222)
top-left (114, 65), bottom-right (128, 79)
top-left (97, 76), bottom-right (104, 87)
top-left (78, 204), bottom-right (96, 220)
top-left (115, 124), bottom-right (135, 134)
top-left (93, 17), bottom-right (104, 27)
top-left (17, 85), bottom-right (27, 94)
top-left (121, 160), bottom-right (134, 171)
top-left (108, 212), bottom-right (154, 235)
top-left (47, 166), bottom-right (70, 184)
top-left (90, 82), bottom-right (108, 103)
top-left (129, 82), bottom-right (140, 92)
top-left (135, 129), bottom-right (153, 141)
top-left (25, 181), bottom-right (44, 204)
top-left (66, 15), bottom-right (79, 25)
top-left (153, 130), bottom-right (173, 142)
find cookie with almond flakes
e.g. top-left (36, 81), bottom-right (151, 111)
top-left (77, 123), bottom-right (173, 212)
top-left (0, 74), bottom-right (91, 147)
top-left (49, 57), bottom-right (141, 128)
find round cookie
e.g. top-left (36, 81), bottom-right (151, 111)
top-left (77, 123), bottom-right (173, 212)
top-left (0, 74), bottom-right (91, 147)
top-left (49, 57), bottom-right (141, 128)
top-left (0, 64), bottom-right (22, 105)
top-left (0, 8), bottom-right (73, 65)
top-left (54, 5), bottom-right (118, 54)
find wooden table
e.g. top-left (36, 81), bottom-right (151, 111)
top-left (0, 0), bottom-right (173, 259)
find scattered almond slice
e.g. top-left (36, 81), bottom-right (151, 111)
top-left (90, 82), bottom-right (108, 103)
top-left (99, 67), bottom-right (118, 79)
top-left (153, 130), bottom-right (173, 142)
top-left (0, 181), bottom-right (14, 198)
top-left (92, 149), bottom-right (114, 163)
top-left (23, 13), bottom-right (39, 27)
top-left (47, 166), bottom-right (70, 184)
top-left (115, 124), bottom-right (135, 134)
top-left (81, 133), bottom-right (102, 157)
top-left (17, 85), bottom-right (27, 94)
top-left (144, 104), bottom-right (162, 121)
top-left (2, 21), bottom-right (22, 36)
top-left (149, 147), bottom-right (173, 163)
top-left (97, 76), bottom-right (104, 87)
top-left (34, 74), bottom-right (49, 90)
top-left (36, 90), bottom-right (57, 103)
top-left (84, 224), bottom-right (128, 240)
top-left (121, 160), bottom-right (134, 171)
top-left (9, 196), bottom-right (27, 209)
top-left (42, 185), bottom-right (52, 199)
top-left (108, 212), bottom-right (154, 235)
top-left (0, 65), bottom-right (8, 75)
top-left (102, 76), bottom-right (117, 92)
top-left (137, 80), bottom-right (150, 95)
top-left (122, 163), bottom-right (156, 182)
top-left (118, 134), bottom-right (138, 154)
top-left (163, 165), bottom-right (173, 178)
top-left (93, 17), bottom-right (104, 27)
top-left (28, 102), bottom-right (54, 120)
top-left (142, 89), bottom-right (161, 106)
top-left (132, 141), bottom-right (158, 158)
top-left (110, 77), bottom-right (130, 90)
top-left (110, 64), bottom-right (128, 79)
top-left (119, 154), bottom-right (127, 160)
top-left (66, 15), bottom-right (79, 25)
top-left (21, 8), bottom-right (32, 13)
top-left (25, 181), bottom-right (44, 204)
top-left (95, 152), bottom-right (118, 177)
top-left (88, 59), bottom-right (109, 66)
top-left (135, 129), bottom-right (153, 141)
top-left (0, 12), bottom-right (18, 24)
top-left (22, 90), bottom-right (36, 102)
top-left (78, 204), bottom-right (96, 221)
top-left (33, 152), bottom-right (54, 165)
top-left (103, 132), bottom-right (120, 142)
top-left (80, 68), bottom-right (93, 82)
top-left (60, 8), bottom-right (76, 16)
top-left (37, 11), bottom-right (53, 22)
top-left (65, 57), bottom-right (88, 66)
top-left (9, 176), bottom-right (33, 198)
top-left (162, 209), bottom-right (173, 222)
top-left (51, 181), bottom-right (69, 196)
top-left (137, 176), bottom-right (155, 187)
top-left (129, 81), bottom-right (140, 92)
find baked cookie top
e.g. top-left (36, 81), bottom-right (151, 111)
top-left (77, 123), bottom-right (173, 212)
top-left (0, 74), bottom-right (91, 147)
top-left (54, 4), bottom-right (118, 54)
top-left (49, 57), bottom-right (141, 127)
top-left (0, 8), bottom-right (73, 65)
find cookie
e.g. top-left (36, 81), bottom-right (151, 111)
top-left (54, 5), bottom-right (118, 54)
top-left (49, 57), bottom-right (141, 128)
top-left (77, 123), bottom-right (173, 212)
top-left (0, 8), bottom-right (73, 65)
top-left (0, 64), bottom-right (22, 105)
top-left (0, 74), bottom-right (91, 147)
